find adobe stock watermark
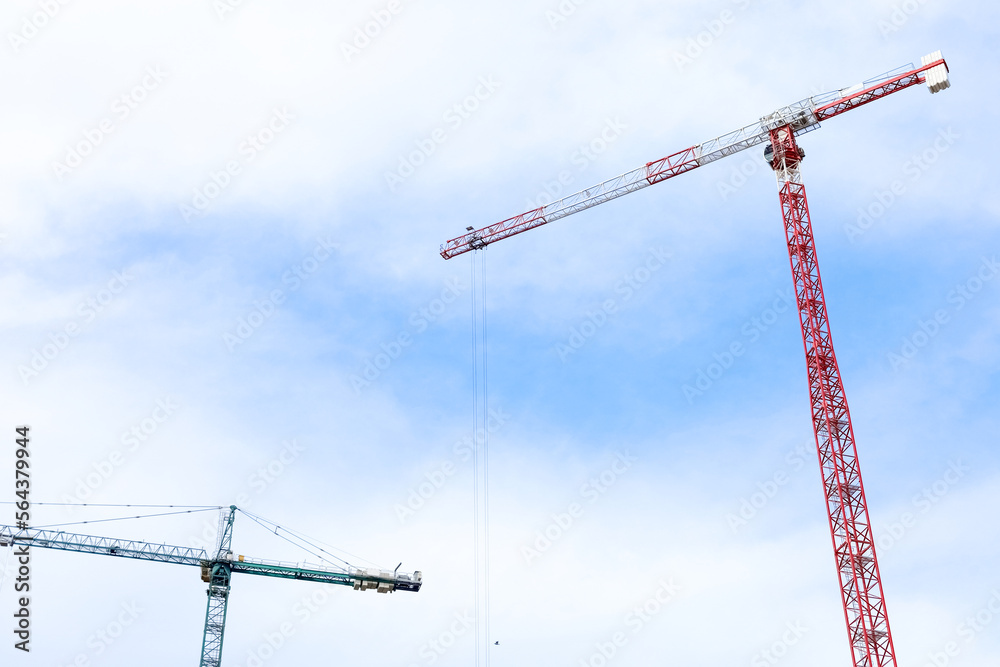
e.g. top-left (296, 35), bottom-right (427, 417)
top-left (577, 578), bottom-right (681, 667)
top-left (243, 602), bottom-right (470, 667)
top-left (750, 620), bottom-right (809, 667)
top-left (718, 80), bottom-right (829, 201)
top-left (877, 0), bottom-right (934, 39)
top-left (725, 443), bottom-right (810, 533)
top-left (523, 117), bottom-right (629, 211)
top-left (394, 407), bottom-right (511, 523)
top-left (242, 585), bottom-right (471, 667)
top-left (238, 621), bottom-right (297, 667)
top-left (179, 107), bottom-right (294, 221)
top-left (922, 589), bottom-right (1000, 667)
top-left (350, 277), bottom-right (465, 393)
top-left (887, 256), bottom-right (998, 371)
top-left (212, 0), bottom-right (250, 20)
top-left (876, 459), bottom-right (968, 551)
top-left (844, 127), bottom-right (959, 243)
top-left (223, 236), bottom-right (338, 351)
top-left (17, 269), bottom-right (135, 386)
top-left (238, 582), bottom-right (360, 666)
top-left (545, 0), bottom-right (589, 30)
top-left (51, 65), bottom-right (168, 180)
top-left (235, 440), bottom-right (306, 508)
top-left (58, 601), bottom-right (144, 664)
top-left (179, 440), bottom-right (305, 556)
top-left (8, 0), bottom-right (73, 53)
top-left (410, 610), bottom-right (475, 665)
top-left (59, 397), bottom-right (180, 507)
top-left (340, 0), bottom-right (411, 63)
top-left (521, 451), bottom-right (637, 564)
top-left (673, 0), bottom-right (754, 72)
top-left (226, 595), bottom-right (304, 666)
top-left (555, 247), bottom-right (671, 362)
top-left (683, 288), bottom-right (795, 403)
top-left (384, 77), bottom-right (501, 192)
top-left (717, 154), bottom-right (766, 201)
top-left (715, 83), bottom-right (825, 202)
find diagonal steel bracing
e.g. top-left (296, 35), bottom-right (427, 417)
top-left (769, 125), bottom-right (896, 667)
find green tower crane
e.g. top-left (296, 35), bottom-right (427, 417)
top-left (0, 505), bottom-right (422, 665)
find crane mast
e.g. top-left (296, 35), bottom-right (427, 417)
top-left (200, 506), bottom-right (236, 667)
top-left (440, 51), bottom-right (951, 667)
top-left (769, 126), bottom-right (894, 667)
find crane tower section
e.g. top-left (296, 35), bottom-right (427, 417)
top-left (768, 126), bottom-right (895, 667)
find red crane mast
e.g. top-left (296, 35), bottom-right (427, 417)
top-left (439, 52), bottom-right (951, 667)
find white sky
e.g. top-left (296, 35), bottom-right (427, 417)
top-left (1, 1), bottom-right (998, 666)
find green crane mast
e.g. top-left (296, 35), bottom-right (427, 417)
top-left (0, 505), bottom-right (422, 665)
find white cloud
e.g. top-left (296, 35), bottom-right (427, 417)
top-left (0, 0), bottom-right (996, 665)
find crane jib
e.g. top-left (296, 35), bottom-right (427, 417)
top-left (0, 524), bottom-right (422, 594)
top-left (815, 57), bottom-right (948, 120)
top-left (439, 54), bottom-right (949, 260)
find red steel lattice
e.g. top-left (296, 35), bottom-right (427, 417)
top-left (769, 125), bottom-right (897, 667)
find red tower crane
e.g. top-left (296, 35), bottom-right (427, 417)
top-left (439, 51), bottom-right (951, 667)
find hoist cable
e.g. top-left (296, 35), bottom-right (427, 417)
top-left (482, 247), bottom-right (491, 667)
top-left (471, 249), bottom-right (481, 667)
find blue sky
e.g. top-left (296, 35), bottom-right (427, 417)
top-left (1, 1), bottom-right (998, 666)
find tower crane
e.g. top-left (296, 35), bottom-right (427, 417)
top-left (0, 505), bottom-right (422, 666)
top-left (440, 51), bottom-right (951, 667)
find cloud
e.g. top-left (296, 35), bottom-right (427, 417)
top-left (0, 1), bottom-right (996, 665)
